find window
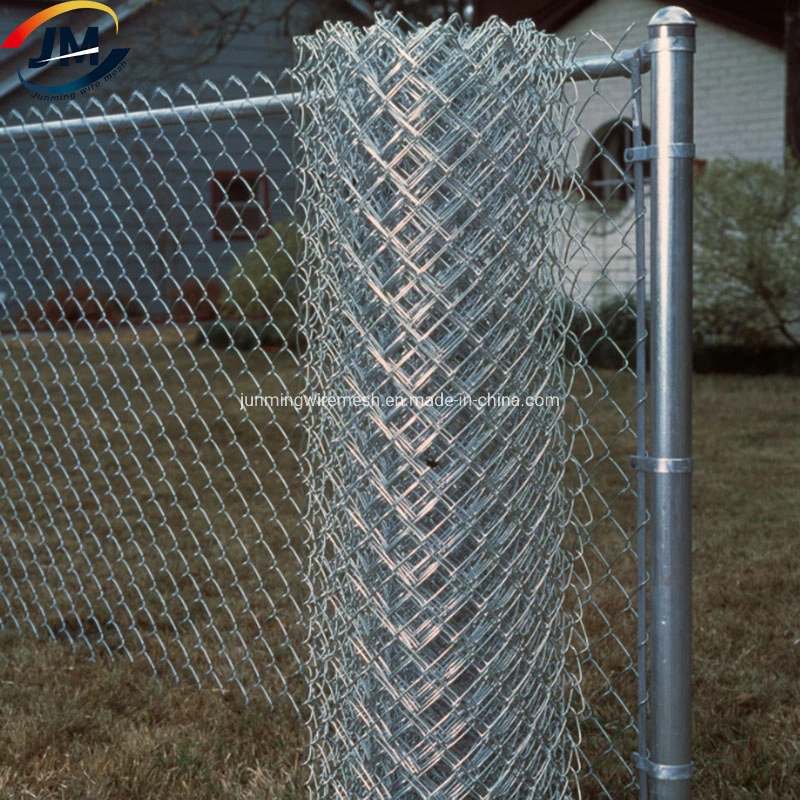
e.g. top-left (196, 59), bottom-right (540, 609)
top-left (582, 120), bottom-right (650, 208)
top-left (211, 171), bottom-right (269, 240)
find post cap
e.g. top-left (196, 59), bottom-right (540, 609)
top-left (648, 6), bottom-right (696, 28)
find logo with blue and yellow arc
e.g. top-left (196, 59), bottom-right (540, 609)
top-left (2, 2), bottom-right (129, 97)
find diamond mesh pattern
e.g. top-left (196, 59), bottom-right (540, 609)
top-left (296, 16), bottom-right (583, 799)
top-left (0, 18), bottom-right (655, 800)
top-left (566, 30), bottom-right (650, 800)
top-left (0, 75), bottom-right (306, 712)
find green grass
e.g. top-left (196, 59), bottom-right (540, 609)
top-left (0, 628), bottom-right (303, 799)
top-left (690, 374), bottom-right (800, 798)
top-left (0, 328), bottom-right (797, 798)
top-left (0, 326), bottom-right (306, 701)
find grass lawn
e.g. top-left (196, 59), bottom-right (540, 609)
top-left (0, 329), bottom-right (797, 798)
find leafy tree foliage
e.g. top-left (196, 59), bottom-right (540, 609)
top-left (694, 158), bottom-right (800, 347)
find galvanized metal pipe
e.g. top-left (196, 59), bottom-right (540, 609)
top-left (646, 7), bottom-right (695, 800)
top-left (569, 46), bottom-right (651, 81)
top-left (0, 92), bottom-right (299, 140)
top-left (0, 46), bottom-right (651, 143)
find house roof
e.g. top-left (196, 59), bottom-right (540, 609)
top-left (475, 0), bottom-right (786, 49)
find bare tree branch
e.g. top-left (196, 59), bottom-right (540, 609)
top-left (145, 0), bottom-right (320, 71)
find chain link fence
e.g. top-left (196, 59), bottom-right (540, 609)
top-left (0, 15), bottom-right (668, 798)
top-left (0, 74), bottom-right (307, 715)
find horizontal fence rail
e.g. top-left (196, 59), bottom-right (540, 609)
top-left (0, 48), bottom-right (652, 142)
top-left (0, 92), bottom-right (301, 139)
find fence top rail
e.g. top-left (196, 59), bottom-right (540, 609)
top-left (0, 91), bottom-right (300, 142)
top-left (0, 44), bottom-right (649, 142)
top-left (569, 46), bottom-right (650, 81)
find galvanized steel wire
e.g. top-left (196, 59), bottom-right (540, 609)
top-left (0, 18), bottom-right (654, 800)
top-left (296, 16), bottom-right (582, 799)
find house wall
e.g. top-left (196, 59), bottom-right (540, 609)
top-left (0, 0), bottom-right (317, 317)
top-left (549, 0), bottom-right (785, 305)
top-left (0, 0), bottom-right (320, 109)
top-left (0, 1), bottom-right (787, 317)
top-left (0, 110), bottom-right (298, 316)
top-left (554, 0), bottom-right (786, 163)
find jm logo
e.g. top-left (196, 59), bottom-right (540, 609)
top-left (28, 26), bottom-right (101, 69)
top-left (1, 2), bottom-right (130, 97)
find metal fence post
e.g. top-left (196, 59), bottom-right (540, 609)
top-left (644, 7), bottom-right (695, 800)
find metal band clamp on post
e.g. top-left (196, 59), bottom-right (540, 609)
top-left (624, 143), bottom-right (695, 163)
top-left (630, 455), bottom-right (694, 474)
top-left (633, 752), bottom-right (694, 781)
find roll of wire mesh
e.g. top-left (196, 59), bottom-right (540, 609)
top-left (296, 15), bottom-right (579, 798)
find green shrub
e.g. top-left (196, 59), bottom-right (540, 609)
top-left (221, 219), bottom-right (301, 320)
top-left (694, 157), bottom-right (800, 348)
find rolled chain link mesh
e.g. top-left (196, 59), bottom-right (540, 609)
top-left (296, 16), bottom-right (582, 799)
top-left (0, 17), bottom-right (652, 800)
